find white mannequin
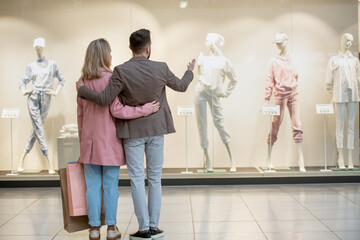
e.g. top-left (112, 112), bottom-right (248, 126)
top-left (327, 33), bottom-right (359, 169)
top-left (264, 33), bottom-right (306, 172)
top-left (18, 38), bottom-right (64, 174)
top-left (195, 33), bottom-right (237, 173)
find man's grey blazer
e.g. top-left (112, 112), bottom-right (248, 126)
top-left (77, 56), bottom-right (193, 139)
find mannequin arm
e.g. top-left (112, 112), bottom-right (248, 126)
top-left (325, 58), bottom-right (334, 93)
top-left (223, 72), bottom-right (237, 97)
top-left (265, 63), bottom-right (275, 101)
top-left (19, 65), bottom-right (32, 95)
top-left (356, 59), bottom-right (360, 89)
top-left (46, 84), bottom-right (62, 96)
top-left (54, 84), bottom-right (63, 95)
top-left (217, 61), bottom-right (238, 98)
top-left (20, 86), bottom-right (32, 95)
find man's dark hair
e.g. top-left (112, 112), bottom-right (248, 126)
top-left (129, 29), bottom-right (151, 54)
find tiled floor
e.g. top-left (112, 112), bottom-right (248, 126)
top-left (0, 183), bottom-right (359, 239)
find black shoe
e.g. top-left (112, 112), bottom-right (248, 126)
top-left (129, 230), bottom-right (151, 240)
top-left (149, 228), bottom-right (164, 239)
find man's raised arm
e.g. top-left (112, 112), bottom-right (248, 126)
top-left (76, 68), bottom-right (123, 106)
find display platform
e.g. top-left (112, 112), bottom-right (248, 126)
top-left (1, 167), bottom-right (360, 187)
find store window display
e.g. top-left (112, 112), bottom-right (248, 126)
top-left (194, 33), bottom-right (238, 173)
top-left (18, 38), bottom-right (65, 174)
top-left (264, 33), bottom-right (306, 172)
top-left (326, 33), bottom-right (360, 169)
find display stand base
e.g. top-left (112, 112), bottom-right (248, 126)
top-left (18, 170), bottom-right (42, 174)
top-left (181, 171), bottom-right (193, 174)
top-left (197, 169), bottom-right (227, 173)
top-left (261, 167), bottom-right (291, 172)
top-left (6, 173), bottom-right (18, 176)
top-left (331, 168), bottom-right (351, 171)
top-left (320, 169), bottom-right (333, 172)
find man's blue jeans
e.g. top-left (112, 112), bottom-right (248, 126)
top-left (84, 164), bottom-right (120, 226)
top-left (123, 135), bottom-right (164, 231)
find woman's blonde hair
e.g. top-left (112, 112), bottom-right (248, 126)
top-left (81, 38), bottom-right (112, 80)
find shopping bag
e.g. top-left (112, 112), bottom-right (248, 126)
top-left (60, 168), bottom-right (105, 233)
top-left (60, 168), bottom-right (90, 232)
top-left (66, 162), bottom-right (87, 216)
top-left (66, 162), bottom-right (105, 216)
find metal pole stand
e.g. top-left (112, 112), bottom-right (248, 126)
top-left (320, 114), bottom-right (332, 172)
top-left (1, 109), bottom-right (19, 176)
top-left (182, 115), bottom-right (193, 174)
top-left (265, 115), bottom-right (276, 173)
top-left (7, 118), bottom-right (18, 175)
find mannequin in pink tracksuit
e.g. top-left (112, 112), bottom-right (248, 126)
top-left (264, 33), bottom-right (306, 172)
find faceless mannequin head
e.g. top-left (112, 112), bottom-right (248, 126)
top-left (205, 33), bottom-right (224, 56)
top-left (341, 33), bottom-right (353, 52)
top-left (273, 32), bottom-right (288, 55)
top-left (33, 38), bottom-right (46, 59)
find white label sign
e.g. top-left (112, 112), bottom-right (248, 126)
top-left (262, 105), bottom-right (280, 116)
top-left (177, 106), bottom-right (195, 116)
top-left (316, 104), bottom-right (334, 114)
top-left (1, 108), bottom-right (19, 119)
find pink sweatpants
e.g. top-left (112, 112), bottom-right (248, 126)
top-left (267, 94), bottom-right (303, 144)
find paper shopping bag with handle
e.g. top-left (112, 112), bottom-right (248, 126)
top-left (60, 167), bottom-right (105, 233)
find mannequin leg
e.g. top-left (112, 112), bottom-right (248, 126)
top-left (203, 148), bottom-right (213, 172)
top-left (348, 149), bottom-right (354, 169)
top-left (266, 97), bottom-right (286, 168)
top-left (266, 143), bottom-right (274, 169)
top-left (346, 101), bottom-right (357, 169)
top-left (334, 103), bottom-right (345, 160)
top-left (337, 148), bottom-right (345, 169)
top-left (194, 84), bottom-right (210, 171)
top-left (224, 142), bottom-right (236, 173)
top-left (45, 155), bottom-right (55, 174)
top-left (208, 93), bottom-right (234, 172)
top-left (296, 142), bottom-right (306, 172)
top-left (17, 152), bottom-right (28, 172)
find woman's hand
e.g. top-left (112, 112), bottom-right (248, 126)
top-left (143, 101), bottom-right (160, 116)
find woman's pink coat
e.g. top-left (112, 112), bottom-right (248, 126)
top-left (77, 69), bottom-right (152, 166)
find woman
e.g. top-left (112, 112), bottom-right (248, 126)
top-left (77, 38), bottom-right (159, 240)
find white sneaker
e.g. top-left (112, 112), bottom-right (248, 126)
top-left (107, 226), bottom-right (121, 240)
top-left (89, 228), bottom-right (100, 240)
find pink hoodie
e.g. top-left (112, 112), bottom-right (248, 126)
top-left (265, 55), bottom-right (298, 101)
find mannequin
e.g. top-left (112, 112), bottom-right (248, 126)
top-left (264, 33), bottom-right (306, 172)
top-left (194, 33), bottom-right (238, 172)
top-left (18, 38), bottom-right (65, 174)
top-left (326, 33), bottom-right (360, 169)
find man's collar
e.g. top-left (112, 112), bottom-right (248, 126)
top-left (129, 56), bottom-right (148, 61)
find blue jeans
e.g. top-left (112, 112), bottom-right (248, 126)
top-left (123, 135), bottom-right (164, 231)
top-left (84, 164), bottom-right (120, 226)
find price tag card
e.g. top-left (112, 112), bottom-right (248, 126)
top-left (177, 106), bottom-right (195, 116)
top-left (1, 108), bottom-right (19, 119)
top-left (262, 105), bottom-right (280, 116)
top-left (316, 104), bottom-right (334, 114)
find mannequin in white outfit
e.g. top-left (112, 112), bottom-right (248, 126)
top-left (264, 33), bottom-right (306, 172)
top-left (195, 33), bottom-right (237, 173)
top-left (18, 38), bottom-right (64, 174)
top-left (326, 33), bottom-right (360, 169)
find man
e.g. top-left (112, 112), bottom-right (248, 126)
top-left (77, 29), bottom-right (195, 240)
